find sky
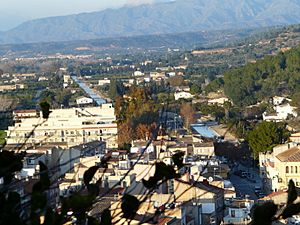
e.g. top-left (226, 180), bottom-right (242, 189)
top-left (0, 0), bottom-right (157, 31)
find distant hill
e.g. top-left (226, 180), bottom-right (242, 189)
top-left (1, 0), bottom-right (300, 44)
top-left (0, 27), bottom-right (281, 57)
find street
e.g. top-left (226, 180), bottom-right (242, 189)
top-left (229, 163), bottom-right (262, 200)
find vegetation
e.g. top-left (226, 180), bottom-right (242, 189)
top-left (224, 45), bottom-right (300, 107)
top-left (0, 131), bottom-right (6, 146)
top-left (247, 121), bottom-right (290, 158)
top-left (115, 86), bottom-right (159, 147)
top-left (180, 103), bottom-right (196, 129)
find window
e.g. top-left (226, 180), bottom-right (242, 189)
top-left (231, 210), bottom-right (235, 218)
top-left (296, 167), bottom-right (298, 173)
top-left (291, 166), bottom-right (294, 173)
top-left (286, 166), bottom-right (289, 173)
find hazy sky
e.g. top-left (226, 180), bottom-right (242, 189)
top-left (0, 0), bottom-right (157, 30)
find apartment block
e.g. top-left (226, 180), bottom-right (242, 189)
top-left (6, 104), bottom-right (118, 149)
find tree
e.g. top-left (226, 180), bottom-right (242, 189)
top-left (118, 122), bottom-right (134, 148)
top-left (247, 121), bottom-right (290, 158)
top-left (0, 95), bottom-right (14, 111)
top-left (190, 83), bottom-right (201, 95)
top-left (180, 103), bottom-right (196, 129)
top-left (291, 91), bottom-right (300, 114)
top-left (168, 76), bottom-right (184, 87)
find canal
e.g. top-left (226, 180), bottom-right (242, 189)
top-left (71, 76), bottom-right (106, 105)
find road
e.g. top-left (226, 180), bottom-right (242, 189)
top-left (230, 164), bottom-right (262, 200)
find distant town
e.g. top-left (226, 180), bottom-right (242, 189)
top-left (1, 23), bottom-right (300, 225)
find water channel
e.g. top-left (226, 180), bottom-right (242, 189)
top-left (71, 76), bottom-right (106, 105)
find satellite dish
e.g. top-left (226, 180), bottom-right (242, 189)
top-left (208, 177), bottom-right (213, 182)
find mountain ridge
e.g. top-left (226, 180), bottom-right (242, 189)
top-left (0, 0), bottom-right (300, 44)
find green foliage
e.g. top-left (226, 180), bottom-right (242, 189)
top-left (224, 45), bottom-right (300, 106)
top-left (204, 78), bottom-right (224, 93)
top-left (108, 79), bottom-right (125, 99)
top-left (247, 121), bottom-right (290, 158)
top-left (194, 103), bottom-right (225, 121)
top-left (0, 130), bottom-right (6, 146)
top-left (190, 83), bottom-right (202, 95)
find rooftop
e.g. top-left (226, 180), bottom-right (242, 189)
top-left (276, 146), bottom-right (300, 162)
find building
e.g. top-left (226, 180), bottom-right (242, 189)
top-left (13, 109), bottom-right (38, 119)
top-left (76, 96), bottom-right (94, 105)
top-left (259, 142), bottom-right (300, 193)
top-left (223, 198), bottom-right (254, 225)
top-left (207, 97), bottom-right (230, 106)
top-left (192, 142), bottom-right (215, 156)
top-left (6, 104), bottom-right (118, 149)
top-left (0, 84), bottom-right (25, 92)
top-left (174, 91), bottom-right (193, 101)
top-left (263, 103), bottom-right (297, 122)
top-left (133, 71), bottom-right (144, 77)
top-left (98, 78), bottom-right (111, 86)
top-left (290, 132), bottom-right (300, 143)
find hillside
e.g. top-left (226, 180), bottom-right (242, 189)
top-left (1, 0), bottom-right (300, 44)
top-left (224, 43), bottom-right (300, 107)
top-left (0, 28), bottom-right (271, 57)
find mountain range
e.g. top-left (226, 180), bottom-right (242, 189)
top-left (0, 0), bottom-right (300, 44)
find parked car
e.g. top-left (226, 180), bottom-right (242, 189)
top-left (241, 171), bottom-right (250, 178)
top-left (254, 186), bottom-right (261, 195)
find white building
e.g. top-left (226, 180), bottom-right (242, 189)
top-left (76, 96), bottom-right (93, 105)
top-left (259, 142), bottom-right (300, 193)
top-left (223, 199), bottom-right (254, 225)
top-left (133, 71), bottom-right (144, 77)
top-left (208, 97), bottom-right (230, 106)
top-left (98, 78), bottom-right (111, 86)
top-left (263, 103), bottom-right (298, 122)
top-left (6, 104), bottom-right (118, 149)
top-left (174, 91), bottom-right (193, 100)
top-left (272, 96), bottom-right (288, 106)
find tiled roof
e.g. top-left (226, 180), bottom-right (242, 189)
top-left (276, 147), bottom-right (300, 162)
top-left (193, 142), bottom-right (214, 147)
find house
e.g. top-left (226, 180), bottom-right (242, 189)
top-left (223, 199), bottom-right (254, 225)
top-left (0, 84), bottom-right (24, 92)
top-left (98, 78), bottom-right (111, 86)
top-left (124, 178), bottom-right (224, 225)
top-left (263, 103), bottom-right (297, 122)
top-left (13, 109), bottom-right (38, 119)
top-left (38, 76), bottom-right (48, 81)
top-left (174, 91), bottom-right (193, 101)
top-left (76, 96), bottom-right (94, 105)
top-left (259, 142), bottom-right (300, 193)
top-left (133, 71), bottom-right (144, 76)
top-left (290, 132), bottom-right (300, 143)
top-left (271, 96), bottom-right (290, 106)
top-left (150, 72), bottom-right (166, 81)
top-left (207, 97), bottom-right (230, 106)
top-left (192, 142), bottom-right (215, 156)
